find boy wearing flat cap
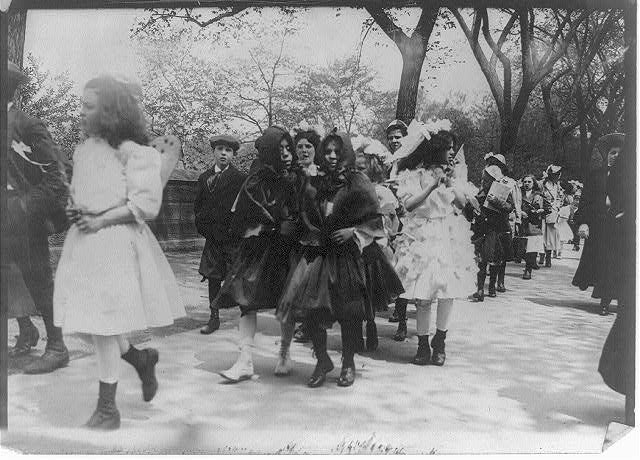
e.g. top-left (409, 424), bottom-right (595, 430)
top-left (194, 135), bottom-right (247, 334)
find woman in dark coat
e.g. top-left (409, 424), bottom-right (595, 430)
top-left (572, 133), bottom-right (625, 315)
top-left (277, 130), bottom-right (384, 388)
top-left (596, 135), bottom-right (634, 404)
top-left (216, 126), bottom-right (298, 383)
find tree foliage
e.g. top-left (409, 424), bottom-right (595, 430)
top-left (293, 55), bottom-right (396, 137)
top-left (17, 53), bottom-right (82, 160)
top-left (538, 9), bottom-right (625, 177)
top-left (450, 8), bottom-right (592, 156)
top-left (134, 19), bottom-right (397, 169)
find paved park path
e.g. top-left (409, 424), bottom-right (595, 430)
top-left (3, 244), bottom-right (626, 454)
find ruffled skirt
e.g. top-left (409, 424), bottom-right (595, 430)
top-left (276, 240), bottom-right (368, 328)
top-left (216, 234), bottom-right (295, 314)
top-left (362, 242), bottom-right (404, 316)
top-left (54, 223), bottom-right (184, 335)
top-left (395, 214), bottom-right (476, 301)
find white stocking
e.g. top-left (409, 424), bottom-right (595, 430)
top-left (436, 298), bottom-right (454, 331)
top-left (280, 316), bottom-right (295, 350)
top-left (92, 335), bottom-right (121, 384)
top-left (415, 300), bottom-right (432, 336)
top-left (116, 335), bottom-right (130, 355)
top-left (238, 312), bottom-right (257, 362)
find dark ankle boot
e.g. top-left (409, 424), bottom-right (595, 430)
top-left (338, 322), bottom-right (357, 387)
top-left (121, 345), bottom-right (159, 402)
top-left (522, 269), bottom-right (532, 280)
top-left (544, 250), bottom-right (552, 267)
top-left (86, 381), bottom-right (120, 430)
top-left (202, 280), bottom-right (221, 334)
top-left (200, 308), bottom-right (220, 334)
top-left (337, 363), bottom-right (356, 387)
top-left (471, 270), bottom-right (486, 302)
top-left (308, 356), bottom-right (334, 388)
top-left (9, 318), bottom-right (39, 358)
top-left (538, 253), bottom-right (545, 266)
top-left (390, 298), bottom-right (407, 323)
top-left (308, 328), bottom-right (333, 388)
top-left (496, 264), bottom-right (506, 292)
top-left (365, 321), bottom-right (378, 351)
top-left (411, 335), bottom-right (431, 365)
top-left (431, 329), bottom-right (447, 366)
top-left (488, 266), bottom-right (498, 297)
top-left (24, 321), bottom-right (69, 374)
top-left (393, 320), bottom-right (407, 341)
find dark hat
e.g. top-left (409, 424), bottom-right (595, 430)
top-left (386, 119), bottom-right (408, 136)
top-left (485, 152), bottom-right (507, 167)
top-left (209, 135), bottom-right (240, 152)
top-left (254, 126), bottom-right (289, 168)
top-left (546, 164), bottom-right (562, 175)
top-left (414, 138), bottom-right (449, 166)
top-left (8, 61), bottom-right (28, 87)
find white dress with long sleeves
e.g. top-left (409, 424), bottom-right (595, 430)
top-left (53, 138), bottom-right (184, 335)
top-left (393, 168), bottom-right (476, 301)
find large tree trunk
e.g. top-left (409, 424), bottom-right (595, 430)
top-left (499, 117), bottom-right (519, 157)
top-left (541, 84), bottom-right (567, 165)
top-left (575, 88), bottom-right (595, 180)
top-left (7, 9), bottom-right (26, 67)
top-left (395, 36), bottom-right (427, 123)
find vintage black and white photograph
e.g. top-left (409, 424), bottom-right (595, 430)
top-left (0, 0), bottom-right (636, 455)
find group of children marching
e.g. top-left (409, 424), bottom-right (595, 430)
top-left (51, 76), bottom-right (484, 431)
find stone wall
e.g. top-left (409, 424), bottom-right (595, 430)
top-left (50, 170), bottom-right (206, 253)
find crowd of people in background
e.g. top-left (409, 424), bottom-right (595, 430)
top-left (5, 62), bottom-right (630, 432)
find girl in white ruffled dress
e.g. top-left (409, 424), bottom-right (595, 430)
top-left (392, 131), bottom-right (476, 366)
top-left (53, 76), bottom-right (184, 430)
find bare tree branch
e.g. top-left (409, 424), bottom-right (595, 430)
top-left (413, 6), bottom-right (439, 48)
top-left (451, 7), bottom-right (505, 118)
top-left (489, 12), bottom-right (517, 70)
top-left (364, 5), bottom-right (408, 48)
top-left (481, 9), bottom-right (512, 116)
top-left (134, 7), bottom-right (248, 35)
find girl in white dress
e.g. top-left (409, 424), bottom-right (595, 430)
top-left (393, 131), bottom-right (475, 366)
top-left (54, 75), bottom-right (184, 430)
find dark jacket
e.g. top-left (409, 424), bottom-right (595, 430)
top-left (521, 189), bottom-right (545, 236)
top-left (4, 107), bottom-right (68, 239)
top-left (194, 164), bottom-right (246, 243)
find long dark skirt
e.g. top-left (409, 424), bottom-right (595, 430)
top-left (216, 234), bottom-right (294, 315)
top-left (572, 218), bottom-right (606, 292)
top-left (573, 216), bottom-right (623, 300)
top-left (599, 303), bottom-right (634, 395)
top-left (277, 240), bottom-right (368, 329)
top-left (361, 243), bottom-right (404, 319)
